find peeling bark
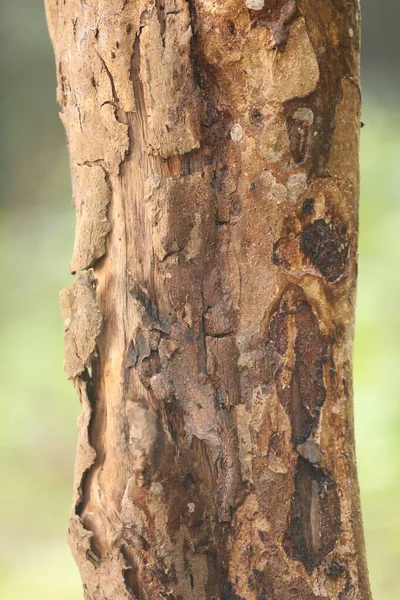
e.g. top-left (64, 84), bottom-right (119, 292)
top-left (45, 1), bottom-right (371, 599)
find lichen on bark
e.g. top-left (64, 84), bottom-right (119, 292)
top-left (45, 1), bottom-right (371, 599)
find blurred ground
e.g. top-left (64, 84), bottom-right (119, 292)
top-left (0, 2), bottom-right (399, 598)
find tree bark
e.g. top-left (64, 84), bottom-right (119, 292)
top-left (45, 1), bottom-right (371, 599)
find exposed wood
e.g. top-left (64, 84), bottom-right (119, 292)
top-left (45, 1), bottom-right (371, 598)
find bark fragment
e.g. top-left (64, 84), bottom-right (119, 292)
top-left (70, 165), bottom-right (111, 273)
top-left (60, 269), bottom-right (102, 380)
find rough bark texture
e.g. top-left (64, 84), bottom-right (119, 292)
top-left (45, 1), bottom-right (371, 599)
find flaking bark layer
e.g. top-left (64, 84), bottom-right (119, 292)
top-left (45, 1), bottom-right (371, 599)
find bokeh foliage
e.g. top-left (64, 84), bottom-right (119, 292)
top-left (0, 2), bottom-right (399, 598)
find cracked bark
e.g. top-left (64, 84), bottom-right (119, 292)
top-left (45, 1), bottom-right (371, 599)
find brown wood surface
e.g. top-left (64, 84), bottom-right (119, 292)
top-left (45, 1), bottom-right (371, 598)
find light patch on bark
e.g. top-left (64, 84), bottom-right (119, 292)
top-left (230, 123), bottom-right (244, 142)
top-left (139, 2), bottom-right (201, 156)
top-left (267, 18), bottom-right (320, 101)
top-left (60, 269), bottom-right (102, 379)
top-left (70, 165), bottom-right (111, 272)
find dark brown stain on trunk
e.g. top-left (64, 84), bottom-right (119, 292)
top-left (268, 285), bottom-right (328, 445)
top-left (222, 581), bottom-right (246, 600)
top-left (268, 286), bottom-right (341, 573)
top-left (284, 0), bottom-right (358, 176)
top-left (284, 457), bottom-right (341, 573)
top-left (300, 219), bottom-right (349, 283)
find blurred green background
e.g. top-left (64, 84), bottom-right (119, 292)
top-left (0, 2), bottom-right (399, 598)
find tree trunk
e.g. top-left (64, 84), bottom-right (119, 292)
top-left (45, 1), bottom-right (371, 598)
